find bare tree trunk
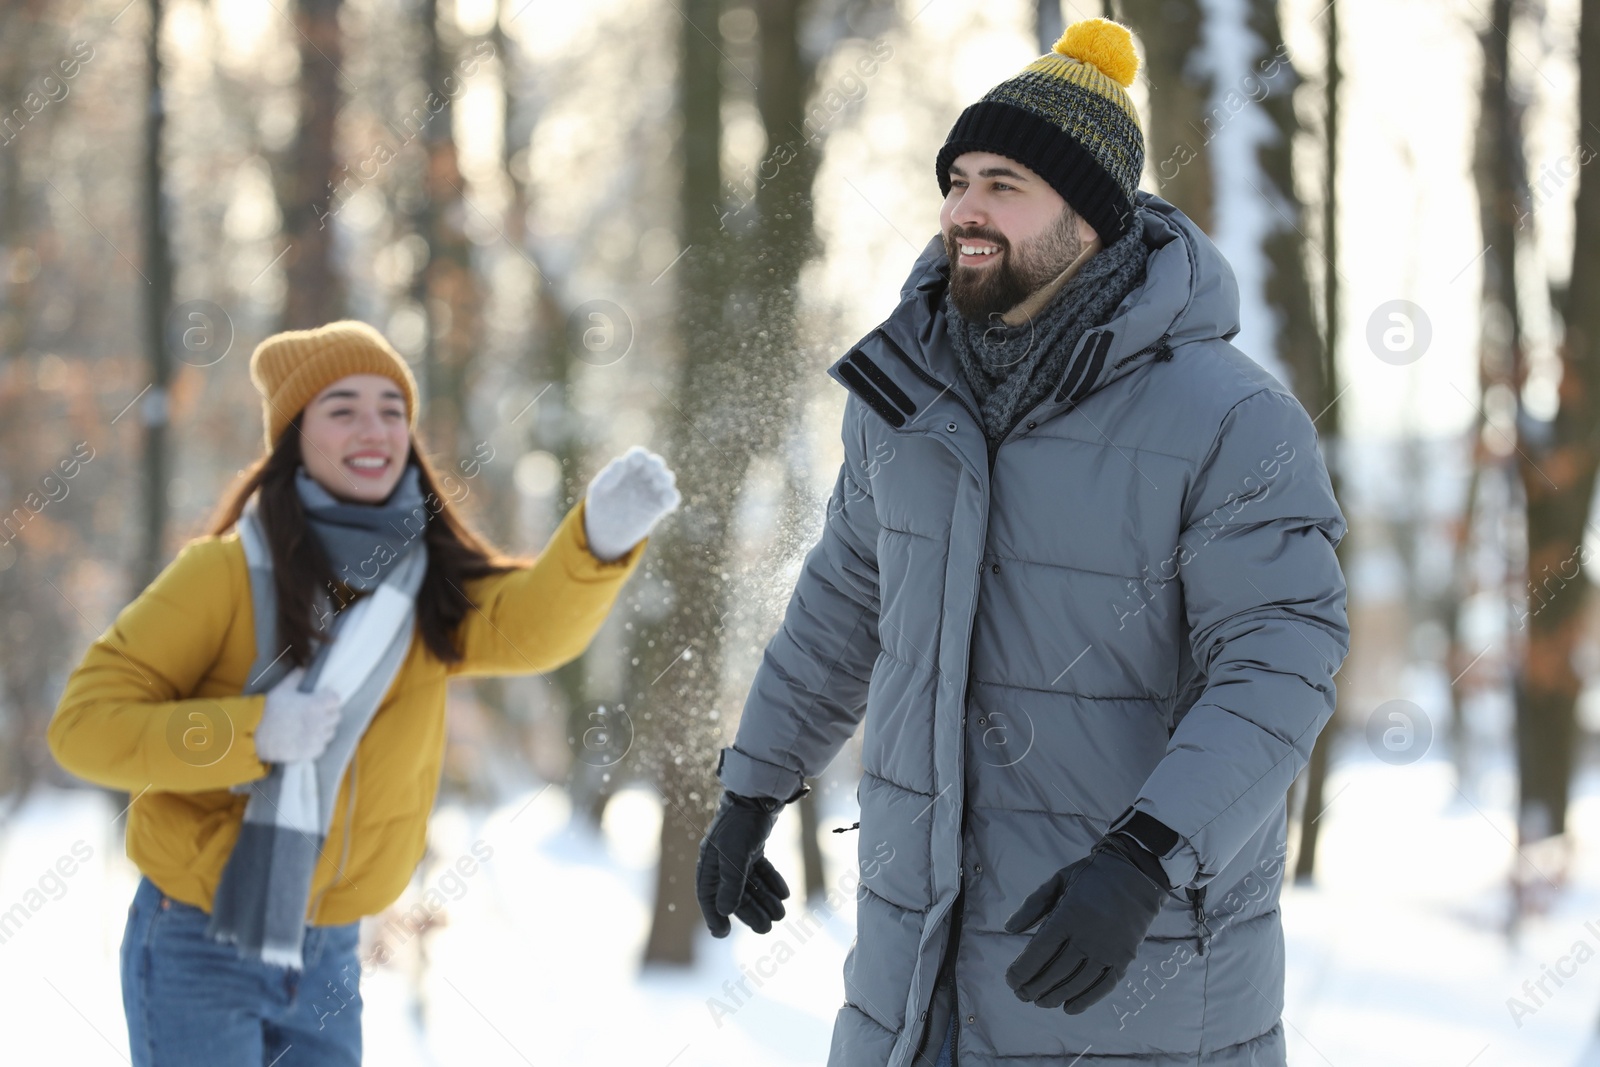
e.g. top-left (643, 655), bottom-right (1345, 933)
top-left (414, 0), bottom-right (500, 775)
top-left (138, 0), bottom-right (174, 593)
top-left (414, 0), bottom-right (479, 457)
top-left (1472, 1), bottom-right (1541, 830)
top-left (1035, 0), bottom-right (1063, 54)
top-left (1246, 0), bottom-right (1322, 408)
top-left (488, 12), bottom-right (608, 820)
top-left (640, 0), bottom-right (825, 966)
top-left (1475, 0), bottom-right (1526, 429)
top-left (1294, 0), bottom-right (1345, 883)
top-left (121, 0), bottom-right (178, 829)
top-left (1445, 411), bottom-right (1488, 792)
top-left (638, 0), bottom-right (738, 967)
top-left (748, 0), bottom-right (836, 902)
top-left (1117, 0), bottom-right (1214, 232)
top-left (279, 0), bottom-right (345, 328)
top-left (0, 0), bottom-right (46, 809)
top-left (1511, 0), bottom-right (1600, 894)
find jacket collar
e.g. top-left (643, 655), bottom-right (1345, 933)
top-left (829, 190), bottom-right (1241, 432)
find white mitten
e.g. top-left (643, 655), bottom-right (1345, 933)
top-left (583, 445), bottom-right (681, 561)
top-left (254, 666), bottom-right (341, 764)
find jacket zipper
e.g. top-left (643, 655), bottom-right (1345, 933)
top-left (949, 899), bottom-right (965, 1066)
top-left (1188, 884), bottom-right (1211, 957)
top-left (951, 337), bottom-right (993, 1063)
top-left (878, 324), bottom-right (987, 1062)
top-left (953, 394), bottom-right (995, 1067)
top-left (1119, 332), bottom-right (1173, 368)
top-left (843, 330), bottom-right (972, 1063)
top-left (890, 323), bottom-right (1130, 1063)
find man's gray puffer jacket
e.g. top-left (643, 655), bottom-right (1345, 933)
top-left (717, 189), bottom-right (1349, 1066)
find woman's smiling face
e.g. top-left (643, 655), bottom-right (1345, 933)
top-left (297, 374), bottom-right (412, 504)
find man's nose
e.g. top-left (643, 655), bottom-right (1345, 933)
top-left (950, 192), bottom-right (988, 228)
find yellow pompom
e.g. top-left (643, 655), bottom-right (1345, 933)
top-left (1052, 17), bottom-right (1139, 88)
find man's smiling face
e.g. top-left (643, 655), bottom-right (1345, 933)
top-left (939, 151), bottom-right (1099, 322)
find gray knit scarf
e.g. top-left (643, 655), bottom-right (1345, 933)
top-left (293, 463), bottom-right (430, 594)
top-left (207, 463), bottom-right (429, 969)
top-left (946, 207), bottom-right (1149, 444)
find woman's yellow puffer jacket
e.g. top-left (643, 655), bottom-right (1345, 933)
top-left (48, 498), bottom-right (643, 925)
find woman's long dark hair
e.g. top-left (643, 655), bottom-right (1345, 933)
top-left (204, 414), bottom-right (530, 668)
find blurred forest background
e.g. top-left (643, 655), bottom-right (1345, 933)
top-left (4, 0), bottom-right (1600, 1060)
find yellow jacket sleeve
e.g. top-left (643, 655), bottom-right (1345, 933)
top-left (448, 497), bottom-right (646, 678)
top-left (48, 536), bottom-right (271, 793)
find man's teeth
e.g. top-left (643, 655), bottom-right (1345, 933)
top-left (960, 244), bottom-right (999, 256)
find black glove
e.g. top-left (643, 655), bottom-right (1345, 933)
top-left (1003, 832), bottom-right (1171, 1013)
top-left (696, 790), bottom-right (791, 938)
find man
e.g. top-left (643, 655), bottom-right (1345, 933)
top-left (695, 17), bottom-right (1348, 1067)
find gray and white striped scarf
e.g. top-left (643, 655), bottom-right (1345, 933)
top-left (206, 464), bottom-right (429, 970)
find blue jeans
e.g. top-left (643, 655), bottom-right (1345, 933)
top-left (120, 875), bottom-right (363, 1066)
top-left (935, 1014), bottom-right (955, 1067)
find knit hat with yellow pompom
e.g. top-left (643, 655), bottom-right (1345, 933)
top-left (936, 18), bottom-right (1144, 244)
top-left (249, 320), bottom-right (419, 451)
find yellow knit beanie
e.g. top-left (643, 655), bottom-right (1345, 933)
top-left (248, 320), bottom-right (419, 451)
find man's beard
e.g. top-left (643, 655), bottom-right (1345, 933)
top-left (944, 206), bottom-right (1085, 323)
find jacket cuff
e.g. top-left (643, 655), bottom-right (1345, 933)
top-left (1104, 830), bottom-right (1173, 893)
top-left (568, 497), bottom-right (648, 572)
top-left (1108, 805), bottom-right (1198, 889)
top-left (715, 746), bottom-right (807, 804)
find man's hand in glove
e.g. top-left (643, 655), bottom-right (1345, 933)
top-left (1003, 830), bottom-right (1172, 1013)
top-left (696, 790), bottom-right (791, 938)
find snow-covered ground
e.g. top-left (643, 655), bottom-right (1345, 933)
top-left (7, 749), bottom-right (1600, 1065)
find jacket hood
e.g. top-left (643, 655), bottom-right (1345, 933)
top-left (860, 190), bottom-right (1242, 420)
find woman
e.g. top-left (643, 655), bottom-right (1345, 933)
top-left (47, 320), bottom-right (679, 1065)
